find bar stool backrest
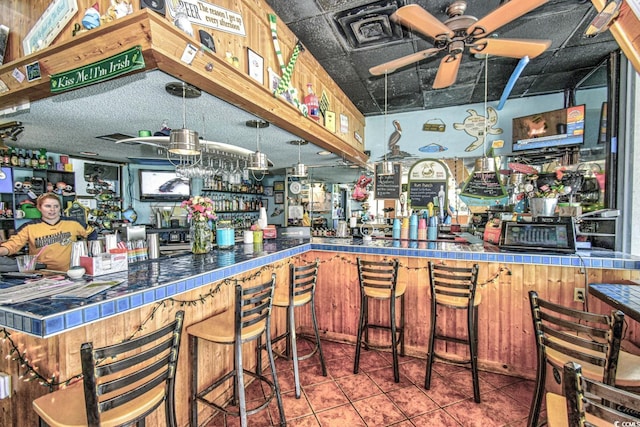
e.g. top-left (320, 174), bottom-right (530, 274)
top-left (563, 361), bottom-right (640, 426)
top-left (235, 274), bottom-right (276, 344)
top-left (428, 262), bottom-right (479, 308)
top-left (529, 291), bottom-right (624, 384)
top-left (81, 310), bottom-right (185, 427)
top-left (357, 258), bottom-right (399, 294)
top-left (290, 259), bottom-right (319, 305)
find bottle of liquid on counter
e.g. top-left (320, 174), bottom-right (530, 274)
top-left (304, 83), bottom-right (320, 122)
top-left (392, 218), bottom-right (401, 240)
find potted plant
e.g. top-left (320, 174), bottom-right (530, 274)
top-left (524, 170), bottom-right (568, 218)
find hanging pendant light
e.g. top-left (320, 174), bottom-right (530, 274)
top-left (246, 119), bottom-right (269, 171)
top-left (378, 71), bottom-right (395, 176)
top-left (289, 140), bottom-right (308, 177)
top-left (166, 81), bottom-right (201, 156)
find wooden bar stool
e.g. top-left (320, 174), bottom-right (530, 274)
top-left (33, 310), bottom-right (185, 427)
top-left (354, 257), bottom-right (405, 383)
top-left (425, 262), bottom-right (481, 403)
top-left (188, 275), bottom-right (285, 427)
top-left (546, 361), bottom-right (640, 427)
top-left (261, 259), bottom-right (326, 398)
top-left (527, 290), bottom-right (640, 427)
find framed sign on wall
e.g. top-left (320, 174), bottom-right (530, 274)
top-left (23, 0), bottom-right (79, 55)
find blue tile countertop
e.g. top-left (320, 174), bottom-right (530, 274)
top-left (1, 237), bottom-right (639, 338)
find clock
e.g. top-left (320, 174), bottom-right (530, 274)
top-left (289, 181), bottom-right (302, 195)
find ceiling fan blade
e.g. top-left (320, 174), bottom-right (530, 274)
top-left (392, 4), bottom-right (454, 40)
top-left (467, 0), bottom-right (549, 37)
top-left (433, 54), bottom-right (462, 89)
top-left (369, 48), bottom-right (442, 76)
top-left (471, 38), bottom-right (551, 59)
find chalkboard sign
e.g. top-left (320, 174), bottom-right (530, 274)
top-left (460, 170), bottom-right (507, 199)
top-left (374, 163), bottom-right (401, 199)
top-left (408, 180), bottom-right (447, 208)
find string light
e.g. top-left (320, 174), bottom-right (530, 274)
top-left (0, 257), bottom-right (509, 389)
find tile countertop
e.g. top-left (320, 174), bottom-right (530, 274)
top-left (1, 237), bottom-right (639, 338)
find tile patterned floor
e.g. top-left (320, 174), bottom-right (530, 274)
top-left (203, 339), bottom-right (537, 427)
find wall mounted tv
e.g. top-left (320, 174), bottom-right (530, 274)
top-left (138, 170), bottom-right (190, 202)
top-left (512, 105), bottom-right (585, 152)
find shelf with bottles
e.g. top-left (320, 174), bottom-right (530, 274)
top-left (201, 191), bottom-right (265, 213)
top-left (202, 176), bottom-right (264, 194)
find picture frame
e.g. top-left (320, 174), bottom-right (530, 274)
top-left (260, 198), bottom-right (268, 210)
top-left (274, 192), bottom-right (284, 204)
top-left (263, 186), bottom-right (274, 197)
top-left (23, 0), bottom-right (79, 55)
top-left (247, 48), bottom-right (264, 85)
top-left (273, 181), bottom-right (285, 192)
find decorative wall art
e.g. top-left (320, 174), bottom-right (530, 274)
top-left (23, 0), bottom-right (79, 55)
top-left (273, 181), bottom-right (285, 192)
top-left (453, 106), bottom-right (503, 152)
top-left (274, 192), bottom-right (284, 204)
top-left (264, 186), bottom-right (274, 197)
top-left (247, 48), bottom-right (264, 84)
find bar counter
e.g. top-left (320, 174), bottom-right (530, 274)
top-left (0, 236), bottom-right (639, 426)
top-left (2, 236), bottom-right (639, 338)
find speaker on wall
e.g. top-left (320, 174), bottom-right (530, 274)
top-left (140, 0), bottom-right (165, 16)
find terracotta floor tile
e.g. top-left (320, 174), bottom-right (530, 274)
top-left (320, 340), bottom-right (353, 360)
top-left (429, 360), bottom-right (466, 377)
top-left (422, 374), bottom-right (472, 407)
top-left (499, 379), bottom-right (536, 408)
top-left (285, 414), bottom-right (322, 427)
top-left (205, 339), bottom-right (540, 427)
top-left (366, 365), bottom-right (412, 392)
top-left (355, 348), bottom-right (392, 372)
top-left (316, 403), bottom-right (366, 427)
top-left (387, 384), bottom-right (439, 418)
top-left (268, 390), bottom-right (313, 423)
top-left (303, 381), bottom-right (350, 412)
top-left (298, 363), bottom-right (331, 387)
top-left (444, 389), bottom-right (530, 426)
top-left (411, 409), bottom-right (463, 426)
top-left (326, 355), bottom-right (356, 379)
top-left (352, 393), bottom-right (407, 426)
top-left (400, 359), bottom-right (428, 385)
top-left (478, 370), bottom-right (526, 389)
top-left (336, 373), bottom-right (383, 401)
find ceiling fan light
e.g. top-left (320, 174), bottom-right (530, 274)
top-left (168, 128), bottom-right (200, 155)
top-left (291, 162), bottom-right (308, 177)
top-left (379, 161), bottom-right (395, 176)
top-left (248, 151), bottom-right (268, 170)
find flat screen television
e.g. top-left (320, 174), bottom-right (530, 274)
top-left (512, 105), bottom-right (585, 152)
top-left (138, 169), bottom-right (191, 202)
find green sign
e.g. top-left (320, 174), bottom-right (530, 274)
top-left (50, 46), bottom-right (145, 93)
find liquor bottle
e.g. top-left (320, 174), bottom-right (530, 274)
top-left (18, 149), bottom-right (26, 167)
top-left (10, 148), bottom-right (19, 166)
top-left (304, 83), bottom-right (320, 122)
top-left (30, 150), bottom-right (39, 168)
top-left (2, 149), bottom-right (9, 166)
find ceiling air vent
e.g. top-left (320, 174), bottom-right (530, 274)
top-left (335, 0), bottom-right (404, 49)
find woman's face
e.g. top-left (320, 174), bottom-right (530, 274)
top-left (39, 198), bottom-right (61, 222)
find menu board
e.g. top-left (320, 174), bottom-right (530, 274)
top-left (408, 180), bottom-right (447, 208)
top-left (374, 163), bottom-right (401, 199)
top-left (460, 170), bottom-right (506, 198)
top-left (407, 159), bottom-right (450, 209)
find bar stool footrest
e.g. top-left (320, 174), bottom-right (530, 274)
top-left (196, 370), bottom-right (278, 419)
top-left (432, 352), bottom-right (473, 366)
top-left (434, 334), bottom-right (470, 346)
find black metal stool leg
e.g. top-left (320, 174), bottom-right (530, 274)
top-left (469, 305), bottom-right (480, 403)
top-left (390, 294), bottom-right (399, 383)
top-left (289, 303), bottom-right (302, 398)
top-left (425, 300), bottom-right (437, 390)
top-left (354, 293), bottom-right (365, 374)
top-left (311, 294), bottom-right (327, 377)
top-left (266, 328), bottom-right (286, 426)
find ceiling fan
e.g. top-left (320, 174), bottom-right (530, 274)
top-left (370, 0), bottom-right (552, 89)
